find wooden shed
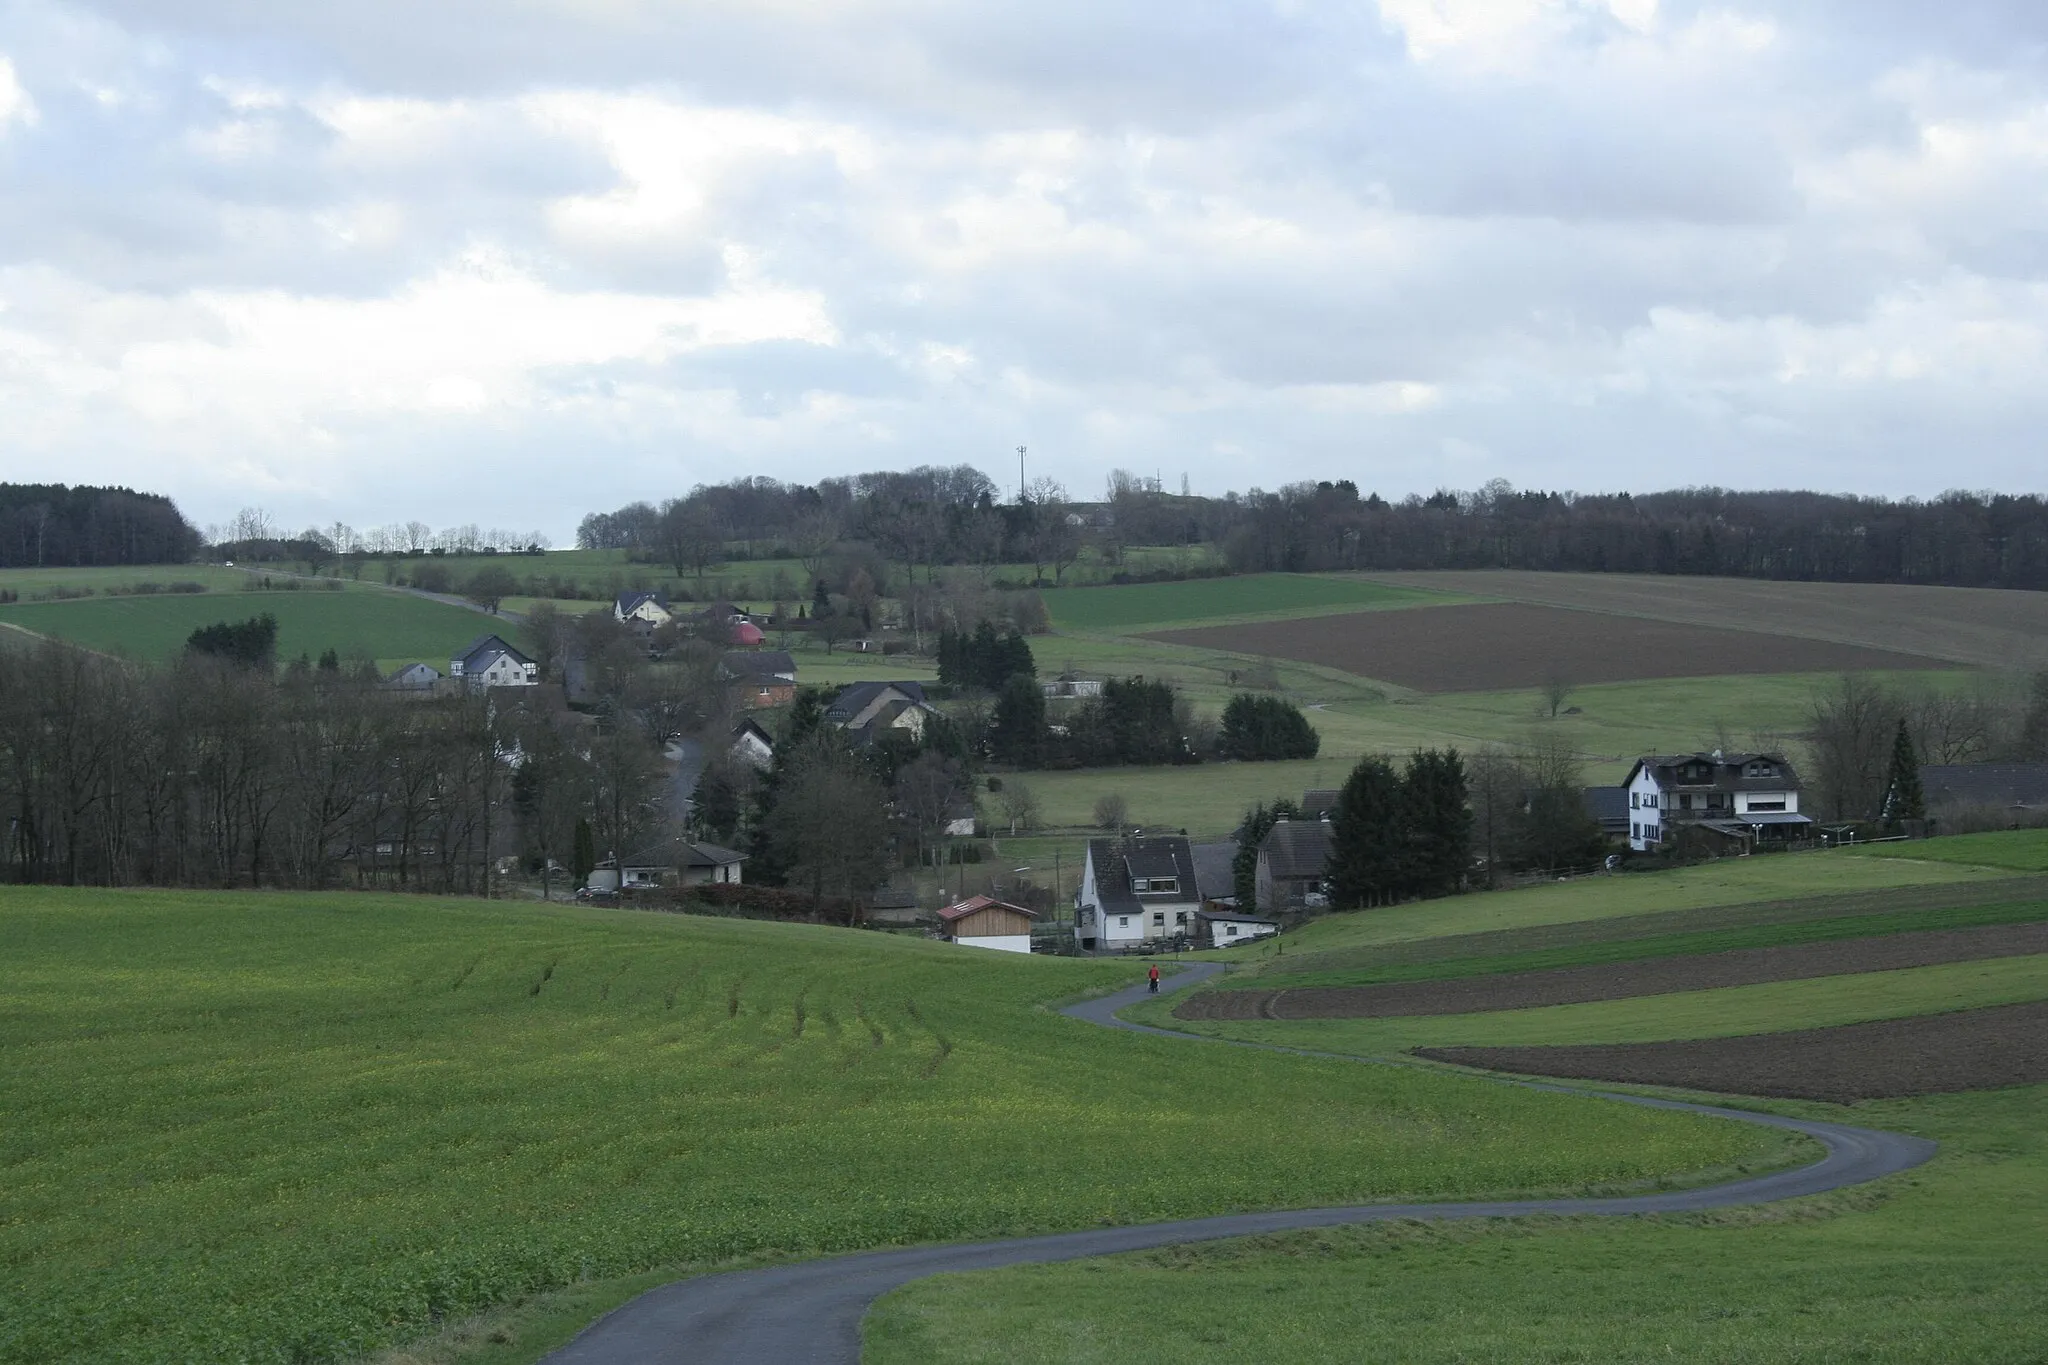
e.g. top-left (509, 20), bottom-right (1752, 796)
top-left (938, 895), bottom-right (1038, 954)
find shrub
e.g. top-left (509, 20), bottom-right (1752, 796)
top-left (1218, 694), bottom-right (1320, 761)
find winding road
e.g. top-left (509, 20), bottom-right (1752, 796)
top-left (543, 962), bottom-right (1937, 1365)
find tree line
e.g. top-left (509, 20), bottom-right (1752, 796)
top-left (1803, 671), bottom-right (2048, 824)
top-left (0, 484), bottom-right (202, 569)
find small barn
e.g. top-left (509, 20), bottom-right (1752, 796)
top-left (1195, 908), bottom-right (1279, 948)
top-left (938, 894), bottom-right (1038, 954)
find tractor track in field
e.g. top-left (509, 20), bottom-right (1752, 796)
top-left (541, 962), bottom-right (1936, 1365)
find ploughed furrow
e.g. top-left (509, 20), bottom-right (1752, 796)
top-left (1420, 999), bottom-right (2048, 1103)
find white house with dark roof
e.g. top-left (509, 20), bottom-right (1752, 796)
top-left (614, 591), bottom-right (673, 634)
top-left (1625, 752), bottom-right (1808, 852)
top-left (825, 681), bottom-right (940, 745)
top-left (1077, 836), bottom-right (1203, 951)
top-left (1194, 908), bottom-right (1279, 948)
top-left (450, 635), bottom-right (538, 690)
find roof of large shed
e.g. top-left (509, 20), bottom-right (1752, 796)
top-left (939, 894), bottom-right (1038, 923)
top-left (1921, 762), bottom-right (2048, 810)
top-left (1259, 819), bottom-right (1333, 879)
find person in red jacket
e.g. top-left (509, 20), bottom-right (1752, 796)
top-left (1148, 963), bottom-right (1161, 994)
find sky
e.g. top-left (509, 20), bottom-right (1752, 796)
top-left (2, 0), bottom-right (2046, 544)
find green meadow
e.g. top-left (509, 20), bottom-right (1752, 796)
top-left (1128, 953), bottom-right (2048, 1054)
top-left (1042, 573), bottom-right (1454, 633)
top-left (1859, 829), bottom-right (2048, 874)
top-left (0, 888), bottom-right (1782, 1365)
top-left (0, 586), bottom-right (504, 668)
top-left (868, 1085), bottom-right (2048, 1365)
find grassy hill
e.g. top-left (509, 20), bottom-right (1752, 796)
top-left (0, 586), bottom-right (504, 668)
top-left (871, 831), bottom-right (2048, 1364)
top-left (1, 887), bottom-right (1786, 1365)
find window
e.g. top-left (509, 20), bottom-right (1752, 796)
top-left (1745, 761), bottom-right (1776, 777)
top-left (1131, 877), bottom-right (1179, 895)
top-left (1226, 924), bottom-right (1239, 937)
top-left (1175, 911), bottom-right (1188, 926)
top-left (1631, 822), bottom-right (1640, 839)
top-left (1748, 800), bottom-right (1786, 812)
top-left (1118, 916), bottom-right (1129, 928)
top-left (1631, 791), bottom-right (1639, 809)
top-left (1152, 912), bottom-right (1165, 926)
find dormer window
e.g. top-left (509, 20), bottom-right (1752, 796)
top-left (1131, 877), bottom-right (1179, 895)
top-left (1744, 761), bottom-right (1776, 778)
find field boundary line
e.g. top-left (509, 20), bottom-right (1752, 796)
top-left (539, 963), bottom-right (1937, 1365)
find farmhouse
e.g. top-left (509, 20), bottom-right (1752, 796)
top-left (825, 681), bottom-right (939, 744)
top-left (1077, 836), bottom-right (1203, 952)
top-left (385, 662), bottom-right (441, 692)
top-left (1195, 908), bottom-right (1279, 948)
top-left (1625, 752), bottom-right (1809, 853)
top-left (609, 838), bottom-right (748, 890)
top-left (719, 650), bottom-right (797, 708)
top-left (614, 591), bottom-right (673, 635)
top-left (937, 894), bottom-right (1037, 953)
top-left (450, 635), bottom-right (538, 690)
top-left (1255, 819), bottom-right (1333, 913)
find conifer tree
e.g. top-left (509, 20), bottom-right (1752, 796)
top-left (1329, 756), bottom-right (1403, 908)
top-left (1883, 718), bottom-right (1925, 825)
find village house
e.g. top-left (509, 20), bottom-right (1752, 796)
top-left (730, 718), bottom-right (776, 770)
top-left (825, 681), bottom-right (939, 745)
top-left (384, 662), bottom-right (441, 692)
top-left (937, 894), bottom-right (1037, 953)
top-left (1194, 907), bottom-right (1279, 948)
top-left (1625, 751), bottom-right (1809, 853)
top-left (718, 650), bottom-right (797, 708)
top-left (1076, 836), bottom-right (1203, 952)
top-left (450, 635), bottom-right (538, 690)
top-left (602, 838), bottom-right (748, 890)
top-left (613, 591), bottom-right (673, 636)
top-left (1255, 818), bottom-right (1333, 913)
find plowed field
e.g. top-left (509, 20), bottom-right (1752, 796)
top-left (1417, 999), bottom-right (2048, 1102)
top-left (1146, 601), bottom-right (1956, 692)
top-left (1176, 920), bottom-right (2048, 1019)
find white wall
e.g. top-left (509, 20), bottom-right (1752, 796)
top-left (1210, 919), bottom-right (1277, 945)
top-left (956, 934), bottom-right (1032, 954)
top-left (1627, 765), bottom-right (1664, 851)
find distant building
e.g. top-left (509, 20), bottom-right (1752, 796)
top-left (611, 838), bottom-right (748, 890)
top-left (1581, 786), bottom-right (1631, 841)
top-left (1077, 836), bottom-right (1203, 952)
top-left (1194, 908), bottom-right (1279, 948)
top-left (385, 662), bottom-right (442, 691)
top-left (614, 591), bottom-right (673, 635)
top-left (730, 718), bottom-right (776, 770)
top-left (719, 650), bottom-right (797, 708)
top-left (1255, 819), bottom-right (1332, 913)
top-left (1189, 840), bottom-right (1239, 906)
top-left (450, 635), bottom-right (538, 689)
top-left (938, 894), bottom-right (1037, 953)
top-left (825, 681), bottom-right (939, 744)
top-left (1625, 752), bottom-right (1809, 852)
top-left (1042, 674), bottom-right (1104, 699)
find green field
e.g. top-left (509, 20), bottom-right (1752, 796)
top-left (0, 586), bottom-right (504, 667)
top-left (0, 888), bottom-right (1782, 1365)
top-left (0, 564), bottom-right (260, 597)
top-left (1130, 953), bottom-right (2048, 1054)
top-left (872, 833), bottom-right (2048, 1364)
top-left (1042, 574), bottom-right (1454, 633)
top-left (869, 1085), bottom-right (2048, 1365)
top-left (1241, 893), bottom-right (2048, 990)
top-left (1860, 829), bottom-right (2048, 873)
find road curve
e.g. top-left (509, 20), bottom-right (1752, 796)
top-left (543, 962), bottom-right (1937, 1365)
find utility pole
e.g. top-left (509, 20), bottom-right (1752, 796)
top-left (1017, 445), bottom-right (1027, 503)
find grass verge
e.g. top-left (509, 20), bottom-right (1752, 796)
top-left (866, 1085), bottom-right (2048, 1364)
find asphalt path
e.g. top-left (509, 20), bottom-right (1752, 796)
top-left (542, 961), bottom-right (1937, 1365)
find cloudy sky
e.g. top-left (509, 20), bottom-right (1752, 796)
top-left (2, 1), bottom-right (2045, 542)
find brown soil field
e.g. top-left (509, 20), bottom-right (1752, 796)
top-left (1145, 601), bottom-right (1955, 692)
top-left (1269, 876), bottom-right (2048, 981)
top-left (1352, 570), bottom-right (2048, 670)
top-left (1416, 999), bottom-right (2048, 1102)
top-left (1176, 920), bottom-right (2048, 1020)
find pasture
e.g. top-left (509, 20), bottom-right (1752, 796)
top-left (0, 888), bottom-right (1779, 1365)
top-left (0, 586), bottom-right (501, 667)
top-left (1147, 601), bottom-right (1959, 693)
top-left (871, 833), bottom-right (2048, 1362)
top-left (868, 1088), bottom-right (2048, 1364)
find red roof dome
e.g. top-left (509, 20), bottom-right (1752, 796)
top-left (730, 621), bottom-right (766, 646)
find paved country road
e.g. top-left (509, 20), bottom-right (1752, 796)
top-left (542, 962), bottom-right (1937, 1365)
